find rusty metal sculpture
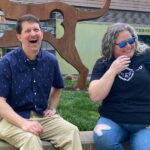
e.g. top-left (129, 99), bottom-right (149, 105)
top-left (0, 0), bottom-right (111, 89)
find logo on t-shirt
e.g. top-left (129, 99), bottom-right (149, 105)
top-left (118, 68), bottom-right (134, 81)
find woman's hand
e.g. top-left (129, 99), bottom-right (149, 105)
top-left (110, 55), bottom-right (131, 74)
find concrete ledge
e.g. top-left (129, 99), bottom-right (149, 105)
top-left (0, 131), bottom-right (130, 150)
top-left (0, 140), bottom-right (57, 150)
top-left (0, 131), bottom-right (94, 150)
top-left (80, 131), bottom-right (96, 150)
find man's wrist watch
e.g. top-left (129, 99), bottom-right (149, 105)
top-left (50, 108), bottom-right (56, 114)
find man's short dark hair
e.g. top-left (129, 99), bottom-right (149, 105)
top-left (16, 14), bottom-right (41, 34)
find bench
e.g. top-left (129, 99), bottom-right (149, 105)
top-left (0, 131), bottom-right (95, 150)
top-left (0, 131), bottom-right (129, 150)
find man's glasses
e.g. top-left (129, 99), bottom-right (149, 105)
top-left (115, 37), bottom-right (136, 48)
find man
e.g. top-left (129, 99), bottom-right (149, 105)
top-left (0, 14), bottom-right (82, 150)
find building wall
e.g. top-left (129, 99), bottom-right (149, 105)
top-left (56, 21), bottom-right (108, 74)
top-left (56, 20), bottom-right (150, 74)
top-left (6, 0), bottom-right (150, 74)
top-left (13, 0), bottom-right (150, 12)
top-left (58, 0), bottom-right (150, 12)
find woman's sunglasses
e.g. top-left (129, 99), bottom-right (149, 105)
top-left (115, 37), bottom-right (136, 48)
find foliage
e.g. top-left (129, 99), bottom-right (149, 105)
top-left (57, 80), bottom-right (99, 131)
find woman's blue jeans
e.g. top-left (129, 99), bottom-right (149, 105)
top-left (93, 117), bottom-right (150, 150)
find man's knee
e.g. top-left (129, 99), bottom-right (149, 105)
top-left (20, 132), bottom-right (41, 146)
top-left (25, 132), bottom-right (40, 141)
top-left (64, 122), bottom-right (80, 133)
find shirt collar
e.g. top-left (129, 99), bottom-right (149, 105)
top-left (17, 47), bottom-right (44, 72)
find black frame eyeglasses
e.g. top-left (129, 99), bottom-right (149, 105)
top-left (115, 37), bottom-right (136, 48)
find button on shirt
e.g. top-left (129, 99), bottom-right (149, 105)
top-left (0, 47), bottom-right (64, 118)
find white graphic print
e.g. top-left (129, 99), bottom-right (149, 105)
top-left (136, 65), bottom-right (143, 71)
top-left (118, 68), bottom-right (134, 81)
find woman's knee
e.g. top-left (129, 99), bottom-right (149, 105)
top-left (93, 123), bottom-right (113, 144)
top-left (131, 129), bottom-right (150, 150)
top-left (93, 126), bottom-right (125, 150)
top-left (93, 118), bottom-right (127, 145)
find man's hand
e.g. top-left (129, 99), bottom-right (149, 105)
top-left (21, 120), bottom-right (44, 136)
top-left (43, 108), bottom-right (56, 117)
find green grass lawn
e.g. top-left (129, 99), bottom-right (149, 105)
top-left (57, 80), bottom-right (100, 131)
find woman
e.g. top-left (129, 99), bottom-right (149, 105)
top-left (89, 23), bottom-right (150, 150)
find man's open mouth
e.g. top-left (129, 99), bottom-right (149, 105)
top-left (29, 40), bottom-right (38, 43)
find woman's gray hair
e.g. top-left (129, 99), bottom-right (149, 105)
top-left (101, 23), bottom-right (139, 59)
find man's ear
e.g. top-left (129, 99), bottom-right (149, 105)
top-left (41, 30), bottom-right (43, 39)
top-left (16, 34), bottom-right (21, 42)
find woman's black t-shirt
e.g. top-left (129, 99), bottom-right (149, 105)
top-left (91, 48), bottom-right (150, 124)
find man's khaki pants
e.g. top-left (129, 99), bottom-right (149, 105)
top-left (0, 113), bottom-right (82, 150)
